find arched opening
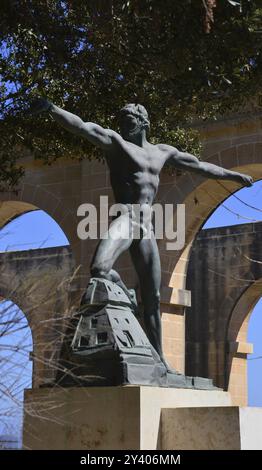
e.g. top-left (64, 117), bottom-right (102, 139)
top-left (0, 300), bottom-right (32, 449)
top-left (0, 205), bottom-right (75, 397)
top-left (158, 150), bottom-right (261, 373)
top-left (203, 180), bottom-right (262, 229)
top-left (186, 179), bottom-right (262, 405)
top-left (205, 180), bottom-right (262, 406)
top-left (0, 209), bottom-right (69, 251)
top-left (164, 163), bottom-right (262, 291)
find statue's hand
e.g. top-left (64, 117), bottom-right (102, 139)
top-left (239, 174), bottom-right (253, 187)
top-left (29, 97), bottom-right (52, 115)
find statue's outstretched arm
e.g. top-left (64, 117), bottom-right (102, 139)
top-left (31, 98), bottom-right (118, 150)
top-left (167, 148), bottom-right (253, 187)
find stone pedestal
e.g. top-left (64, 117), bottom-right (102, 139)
top-left (23, 386), bottom-right (231, 450)
top-left (161, 406), bottom-right (262, 450)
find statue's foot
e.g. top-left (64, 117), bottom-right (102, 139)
top-left (160, 357), bottom-right (183, 375)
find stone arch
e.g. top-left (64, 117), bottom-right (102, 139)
top-left (0, 184), bottom-right (77, 246)
top-left (0, 163), bottom-right (82, 270)
top-left (0, 246), bottom-right (75, 387)
top-left (155, 133), bottom-right (261, 373)
top-left (0, 200), bottom-right (36, 228)
top-left (0, 193), bottom-right (77, 387)
top-left (0, 156), bottom-right (113, 383)
top-left (158, 142), bottom-right (261, 291)
top-left (227, 281), bottom-right (262, 344)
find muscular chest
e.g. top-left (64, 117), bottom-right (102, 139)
top-left (107, 142), bottom-right (163, 178)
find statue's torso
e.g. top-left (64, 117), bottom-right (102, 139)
top-left (106, 139), bottom-right (168, 206)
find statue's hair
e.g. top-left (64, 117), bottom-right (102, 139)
top-left (120, 103), bottom-right (150, 128)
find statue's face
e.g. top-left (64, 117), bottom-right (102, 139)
top-left (119, 113), bottom-right (143, 141)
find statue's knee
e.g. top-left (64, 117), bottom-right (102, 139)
top-left (143, 289), bottom-right (160, 309)
top-left (90, 261), bottom-right (109, 278)
top-left (154, 290), bottom-right (161, 304)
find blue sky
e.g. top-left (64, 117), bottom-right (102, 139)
top-left (0, 180), bottom-right (261, 439)
top-left (204, 181), bottom-right (262, 229)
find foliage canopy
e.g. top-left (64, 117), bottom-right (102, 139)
top-left (1, 0), bottom-right (262, 187)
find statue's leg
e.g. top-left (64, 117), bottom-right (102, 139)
top-left (129, 233), bottom-right (179, 374)
top-left (90, 212), bottom-right (133, 295)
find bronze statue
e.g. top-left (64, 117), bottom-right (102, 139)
top-left (33, 98), bottom-right (253, 373)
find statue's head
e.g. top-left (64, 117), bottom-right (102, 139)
top-left (119, 103), bottom-right (150, 141)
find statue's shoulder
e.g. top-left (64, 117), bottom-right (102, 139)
top-left (156, 143), bottom-right (177, 156)
top-left (108, 129), bottom-right (124, 144)
top-left (157, 143), bottom-right (171, 150)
